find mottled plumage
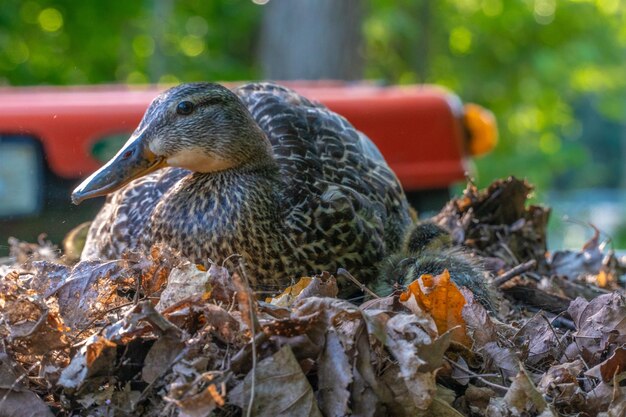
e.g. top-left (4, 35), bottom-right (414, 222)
top-left (78, 82), bottom-right (412, 290)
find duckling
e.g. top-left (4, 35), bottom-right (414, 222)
top-left (375, 221), bottom-right (499, 312)
top-left (72, 82), bottom-right (412, 292)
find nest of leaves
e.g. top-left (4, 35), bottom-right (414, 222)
top-left (1, 176), bottom-right (626, 417)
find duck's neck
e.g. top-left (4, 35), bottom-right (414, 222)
top-left (150, 163), bottom-right (287, 266)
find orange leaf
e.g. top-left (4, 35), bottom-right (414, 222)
top-left (267, 277), bottom-right (312, 306)
top-left (400, 269), bottom-right (471, 347)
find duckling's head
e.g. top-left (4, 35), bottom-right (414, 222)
top-left (72, 82), bottom-right (272, 204)
top-left (403, 221), bottom-right (452, 255)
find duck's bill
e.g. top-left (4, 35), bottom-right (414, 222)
top-left (71, 136), bottom-right (166, 205)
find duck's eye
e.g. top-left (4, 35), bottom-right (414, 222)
top-left (176, 101), bottom-right (194, 115)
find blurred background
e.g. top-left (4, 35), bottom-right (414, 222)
top-left (1, 0), bottom-right (626, 253)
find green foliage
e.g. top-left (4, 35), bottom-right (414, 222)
top-left (364, 0), bottom-right (626, 195)
top-left (0, 0), bottom-right (262, 85)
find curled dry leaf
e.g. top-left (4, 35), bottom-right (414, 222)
top-left (0, 352), bottom-right (55, 417)
top-left (269, 272), bottom-right (338, 307)
top-left (0, 272), bottom-right (68, 356)
top-left (165, 371), bottom-right (227, 417)
top-left (400, 270), bottom-right (471, 347)
top-left (549, 227), bottom-right (603, 280)
top-left (163, 300), bottom-right (242, 344)
top-left (568, 293), bottom-right (626, 363)
top-left (385, 313), bottom-right (451, 411)
top-left (585, 345), bottom-right (626, 383)
top-left (54, 260), bottom-right (134, 330)
top-left (515, 313), bottom-right (561, 366)
top-left (156, 261), bottom-right (212, 311)
top-left (317, 328), bottom-right (352, 417)
top-left (229, 345), bottom-right (322, 417)
top-left (60, 301), bottom-right (181, 389)
top-left (537, 360), bottom-right (585, 411)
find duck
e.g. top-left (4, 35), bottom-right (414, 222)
top-left (72, 82), bottom-right (413, 291)
top-left (375, 221), bottom-right (500, 312)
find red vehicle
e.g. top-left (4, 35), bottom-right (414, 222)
top-left (0, 82), bottom-right (496, 249)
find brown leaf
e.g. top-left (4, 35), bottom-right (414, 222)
top-left (0, 353), bottom-right (54, 417)
top-left (29, 261), bottom-right (70, 298)
top-left (515, 313), bottom-right (560, 366)
top-left (59, 301), bottom-right (181, 389)
top-left (3, 296), bottom-right (68, 355)
top-left (385, 313), bottom-right (451, 410)
top-left (268, 276), bottom-right (313, 306)
top-left (461, 287), bottom-right (499, 348)
top-left (568, 293), bottom-right (626, 363)
top-left (163, 301), bottom-right (241, 344)
top-left (482, 342), bottom-right (519, 379)
top-left (58, 334), bottom-right (117, 389)
top-left (55, 260), bottom-right (133, 329)
top-left (142, 332), bottom-right (185, 383)
top-left (537, 360), bottom-right (585, 411)
top-left (503, 367), bottom-right (550, 414)
top-left (463, 385), bottom-right (496, 413)
top-left (549, 227), bottom-right (603, 280)
top-left (169, 385), bottom-right (222, 417)
top-left (229, 345), bottom-right (322, 417)
top-left (317, 328), bottom-right (352, 417)
top-left (233, 271), bottom-right (260, 333)
top-left (269, 272), bottom-right (339, 307)
top-left (156, 262), bottom-right (212, 311)
top-left (586, 345), bottom-right (626, 383)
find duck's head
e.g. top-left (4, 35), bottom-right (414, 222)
top-left (72, 82), bottom-right (271, 204)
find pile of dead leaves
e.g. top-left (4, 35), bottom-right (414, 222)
top-left (1, 176), bottom-right (626, 417)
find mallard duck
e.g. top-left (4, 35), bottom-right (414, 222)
top-left (72, 82), bottom-right (412, 290)
top-left (376, 221), bottom-right (500, 311)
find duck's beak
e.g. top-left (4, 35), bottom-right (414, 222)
top-left (71, 133), bottom-right (166, 205)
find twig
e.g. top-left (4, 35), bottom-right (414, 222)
top-left (494, 259), bottom-right (537, 287)
top-left (445, 358), bottom-right (508, 393)
top-left (237, 263), bottom-right (257, 417)
top-left (337, 268), bottom-right (380, 299)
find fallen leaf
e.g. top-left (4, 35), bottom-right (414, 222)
top-left (568, 293), bottom-right (626, 363)
top-left (317, 328), bottom-right (352, 417)
top-left (156, 262), bottom-right (211, 311)
top-left (482, 341), bottom-right (519, 379)
top-left (269, 272), bottom-right (339, 307)
top-left (0, 352), bottom-right (55, 417)
top-left (55, 260), bottom-right (133, 329)
top-left (515, 313), bottom-right (560, 366)
top-left (586, 345), bottom-right (626, 383)
top-left (537, 360), bottom-right (585, 411)
top-left (549, 227), bottom-right (604, 280)
top-left (385, 313), bottom-right (451, 410)
top-left (229, 345), bottom-right (322, 417)
top-left (503, 367), bottom-right (551, 414)
top-left (268, 277), bottom-right (313, 306)
top-left (400, 270), bottom-right (471, 346)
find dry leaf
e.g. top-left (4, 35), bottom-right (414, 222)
top-left (269, 272), bottom-right (338, 307)
top-left (156, 262), bottom-right (212, 311)
top-left (229, 345), bottom-right (322, 417)
top-left (0, 353), bottom-right (55, 417)
top-left (400, 270), bottom-right (471, 346)
top-left (317, 328), bottom-right (352, 417)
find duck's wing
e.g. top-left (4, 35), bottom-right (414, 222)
top-left (236, 83), bottom-right (412, 276)
top-left (81, 167), bottom-right (188, 260)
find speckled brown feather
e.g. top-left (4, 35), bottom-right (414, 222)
top-left (82, 82), bottom-right (412, 290)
